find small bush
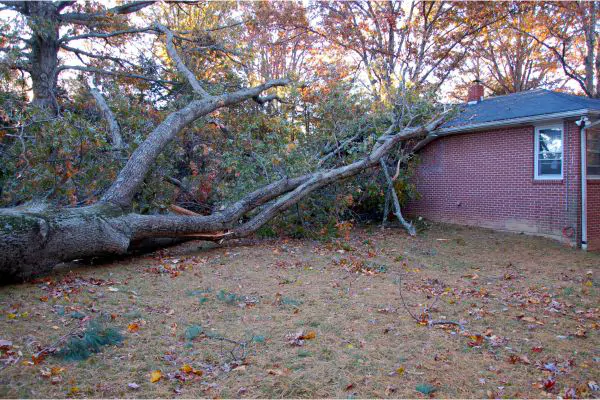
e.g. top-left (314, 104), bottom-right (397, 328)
top-left (56, 320), bottom-right (122, 361)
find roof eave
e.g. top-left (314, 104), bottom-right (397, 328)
top-left (437, 108), bottom-right (600, 135)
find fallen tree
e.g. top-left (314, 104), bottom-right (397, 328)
top-left (0, 24), bottom-right (446, 283)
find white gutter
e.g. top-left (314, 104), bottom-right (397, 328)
top-left (579, 119), bottom-right (588, 250)
top-left (437, 108), bottom-right (599, 135)
top-left (579, 119), bottom-right (600, 250)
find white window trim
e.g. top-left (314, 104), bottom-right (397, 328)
top-left (587, 129), bottom-right (600, 179)
top-left (534, 122), bottom-right (564, 180)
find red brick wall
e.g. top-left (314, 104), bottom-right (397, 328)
top-left (587, 180), bottom-right (600, 250)
top-left (406, 121), bottom-right (582, 245)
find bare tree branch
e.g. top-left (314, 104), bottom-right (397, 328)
top-left (56, 65), bottom-right (176, 85)
top-left (88, 82), bottom-right (123, 149)
top-left (60, 44), bottom-right (136, 68)
top-left (101, 77), bottom-right (291, 208)
top-left (58, 1), bottom-right (156, 25)
top-left (59, 27), bottom-right (156, 43)
top-left (380, 158), bottom-right (415, 236)
top-left (155, 23), bottom-right (209, 97)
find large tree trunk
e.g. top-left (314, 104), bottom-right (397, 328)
top-left (26, 2), bottom-right (61, 110)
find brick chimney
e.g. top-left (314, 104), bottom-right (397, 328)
top-left (467, 80), bottom-right (484, 104)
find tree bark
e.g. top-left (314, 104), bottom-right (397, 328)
top-left (26, 2), bottom-right (61, 110)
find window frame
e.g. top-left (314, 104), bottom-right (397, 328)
top-left (534, 122), bottom-right (564, 180)
top-left (587, 128), bottom-right (600, 180)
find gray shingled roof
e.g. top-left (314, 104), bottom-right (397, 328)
top-left (443, 89), bottom-right (600, 130)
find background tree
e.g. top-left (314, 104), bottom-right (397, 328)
top-left (0, 1), bottom-right (170, 110)
top-left (451, 2), bottom-right (564, 99)
top-left (518, 1), bottom-right (600, 98)
top-left (303, 1), bottom-right (496, 101)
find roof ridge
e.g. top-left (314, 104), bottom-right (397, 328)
top-left (481, 88), bottom-right (548, 102)
top-left (549, 90), bottom-right (600, 104)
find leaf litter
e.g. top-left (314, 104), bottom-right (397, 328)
top-left (0, 223), bottom-right (598, 398)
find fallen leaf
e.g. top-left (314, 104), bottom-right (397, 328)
top-left (150, 370), bottom-right (162, 383)
top-left (508, 354), bottom-right (530, 365)
top-left (300, 331), bottom-right (316, 340)
top-left (267, 368), bottom-right (289, 376)
top-left (32, 352), bottom-right (46, 365)
top-left (0, 339), bottom-right (12, 349)
top-left (68, 387), bottom-right (79, 395)
top-left (574, 325), bottom-right (587, 338)
top-left (180, 364), bottom-right (193, 374)
top-left (396, 367), bottom-right (405, 376)
top-left (531, 346), bottom-right (544, 353)
top-left (127, 323), bottom-right (140, 333)
top-left (543, 378), bottom-right (556, 391)
top-left (39, 296), bottom-right (48, 302)
top-left (51, 366), bottom-right (65, 375)
top-left (468, 334), bottom-right (484, 347)
top-left (517, 315), bottom-right (544, 325)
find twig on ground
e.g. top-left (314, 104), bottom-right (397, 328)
top-left (206, 334), bottom-right (248, 363)
top-left (396, 274), bottom-right (465, 331)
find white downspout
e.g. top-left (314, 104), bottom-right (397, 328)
top-left (579, 119), bottom-right (588, 250)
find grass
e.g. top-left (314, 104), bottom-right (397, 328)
top-left (0, 222), bottom-right (598, 398)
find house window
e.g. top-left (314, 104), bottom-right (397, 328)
top-left (534, 124), bottom-right (563, 180)
top-left (588, 129), bottom-right (600, 178)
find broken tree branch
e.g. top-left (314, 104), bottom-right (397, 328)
top-left (380, 158), bottom-right (416, 236)
top-left (155, 23), bottom-right (209, 98)
top-left (88, 82), bottom-right (123, 149)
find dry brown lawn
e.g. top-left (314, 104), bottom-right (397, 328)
top-left (0, 223), bottom-right (598, 398)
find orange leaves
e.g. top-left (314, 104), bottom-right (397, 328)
top-left (467, 334), bottom-right (484, 347)
top-left (508, 354), bottom-right (531, 365)
top-left (40, 366), bottom-right (65, 384)
top-left (287, 330), bottom-right (316, 346)
top-left (267, 367), bottom-right (290, 376)
top-left (31, 351), bottom-right (48, 365)
top-left (180, 364), bottom-right (203, 376)
top-left (127, 323), bottom-right (140, 333)
top-left (300, 330), bottom-right (316, 340)
top-left (150, 370), bottom-right (162, 383)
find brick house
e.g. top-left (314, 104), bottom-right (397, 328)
top-left (406, 83), bottom-right (600, 251)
